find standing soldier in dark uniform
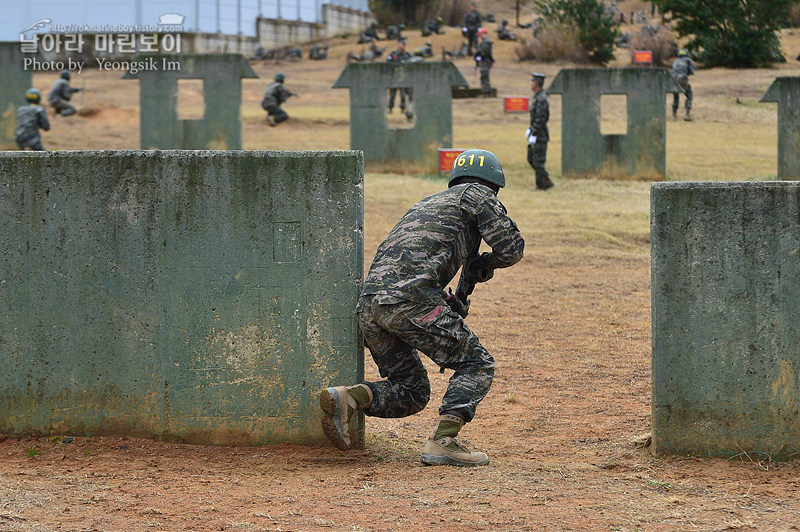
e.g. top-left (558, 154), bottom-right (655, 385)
top-left (671, 48), bottom-right (695, 122)
top-left (319, 149), bottom-right (525, 467)
top-left (15, 88), bottom-right (50, 151)
top-left (261, 72), bottom-right (297, 127)
top-left (47, 70), bottom-right (81, 117)
top-left (386, 39), bottom-right (413, 119)
top-left (463, 2), bottom-right (482, 56)
top-left (527, 72), bottom-right (554, 190)
top-left (474, 28), bottom-right (494, 97)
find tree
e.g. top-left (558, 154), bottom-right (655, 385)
top-left (534, 0), bottom-right (619, 64)
top-left (653, 0), bottom-right (793, 67)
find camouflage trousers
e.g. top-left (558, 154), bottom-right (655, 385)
top-left (356, 294), bottom-right (495, 423)
top-left (672, 77), bottom-right (692, 111)
top-left (527, 142), bottom-right (551, 189)
top-left (479, 64), bottom-right (492, 95)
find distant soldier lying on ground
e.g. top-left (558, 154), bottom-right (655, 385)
top-left (347, 42), bottom-right (386, 63)
top-left (309, 44), bottom-right (328, 60)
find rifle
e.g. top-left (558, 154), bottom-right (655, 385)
top-left (447, 242), bottom-right (493, 319)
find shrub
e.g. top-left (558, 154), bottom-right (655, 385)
top-left (515, 23), bottom-right (588, 63)
top-left (654, 0), bottom-right (792, 67)
top-left (789, 4), bottom-right (800, 28)
top-left (628, 25), bottom-right (678, 66)
top-left (533, 0), bottom-right (619, 64)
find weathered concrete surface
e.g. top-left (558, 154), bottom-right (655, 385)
top-left (0, 150), bottom-right (364, 447)
top-left (333, 62), bottom-right (468, 170)
top-left (0, 42), bottom-right (33, 150)
top-left (123, 54), bottom-right (258, 150)
top-left (548, 68), bottom-right (678, 179)
top-left (651, 182), bottom-right (800, 459)
top-left (760, 77), bottom-right (800, 180)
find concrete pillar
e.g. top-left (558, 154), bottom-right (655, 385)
top-left (0, 42), bottom-right (33, 150)
top-left (760, 77), bottom-right (800, 180)
top-left (651, 181), bottom-right (800, 459)
top-left (547, 68), bottom-right (679, 179)
top-left (123, 54), bottom-right (258, 150)
top-left (333, 62), bottom-right (468, 171)
top-left (0, 150), bottom-right (364, 447)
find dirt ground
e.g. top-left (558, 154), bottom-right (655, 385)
top-left (4, 2), bottom-right (800, 531)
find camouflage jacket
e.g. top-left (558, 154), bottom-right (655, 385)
top-left (262, 81), bottom-right (293, 107)
top-left (361, 183), bottom-right (524, 302)
top-left (671, 57), bottom-right (695, 81)
top-left (476, 38), bottom-right (494, 65)
top-left (529, 89), bottom-right (549, 142)
top-left (464, 10), bottom-right (482, 31)
top-left (14, 104), bottom-right (50, 143)
top-left (47, 78), bottom-right (78, 104)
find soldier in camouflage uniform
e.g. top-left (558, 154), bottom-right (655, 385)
top-left (15, 89), bottom-right (50, 151)
top-left (47, 70), bottom-right (81, 117)
top-left (320, 149), bottom-right (525, 467)
top-left (261, 72), bottom-right (297, 127)
top-left (671, 49), bottom-right (695, 121)
top-left (386, 39), bottom-right (414, 119)
top-left (527, 72), bottom-right (554, 190)
top-left (475, 28), bottom-right (494, 97)
top-left (463, 2), bottom-right (482, 56)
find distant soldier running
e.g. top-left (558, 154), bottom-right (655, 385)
top-left (15, 88), bottom-right (50, 151)
top-left (320, 149), bottom-right (525, 467)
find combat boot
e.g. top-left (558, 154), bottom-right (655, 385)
top-left (684, 109), bottom-right (693, 122)
top-left (672, 109), bottom-right (678, 121)
top-left (421, 414), bottom-right (489, 467)
top-left (267, 115), bottom-right (276, 127)
top-left (319, 384), bottom-right (372, 450)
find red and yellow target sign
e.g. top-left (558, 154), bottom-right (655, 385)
top-left (503, 96), bottom-right (529, 113)
top-left (438, 148), bottom-right (467, 174)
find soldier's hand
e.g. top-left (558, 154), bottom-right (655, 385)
top-left (468, 252), bottom-right (494, 283)
top-left (445, 288), bottom-right (470, 318)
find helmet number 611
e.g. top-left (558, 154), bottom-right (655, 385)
top-left (457, 154), bottom-right (485, 167)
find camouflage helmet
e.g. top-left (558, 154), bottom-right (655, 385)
top-left (274, 72), bottom-right (285, 82)
top-left (449, 149), bottom-right (505, 189)
top-left (60, 69), bottom-right (71, 80)
top-left (678, 48), bottom-right (689, 57)
top-left (25, 88), bottom-right (41, 103)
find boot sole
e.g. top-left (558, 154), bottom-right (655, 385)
top-left (421, 453), bottom-right (489, 467)
top-left (319, 388), bottom-right (350, 450)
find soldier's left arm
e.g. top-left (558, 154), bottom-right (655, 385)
top-left (474, 194), bottom-right (525, 269)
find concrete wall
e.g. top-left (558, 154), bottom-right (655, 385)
top-left (0, 42), bottom-right (33, 150)
top-left (32, 5), bottom-right (371, 61)
top-left (333, 62), bottom-right (468, 171)
top-left (548, 68), bottom-right (678, 179)
top-left (761, 77), bottom-right (800, 180)
top-left (651, 181), bottom-right (800, 459)
top-left (123, 54), bottom-right (257, 150)
top-left (0, 150), bottom-right (364, 447)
